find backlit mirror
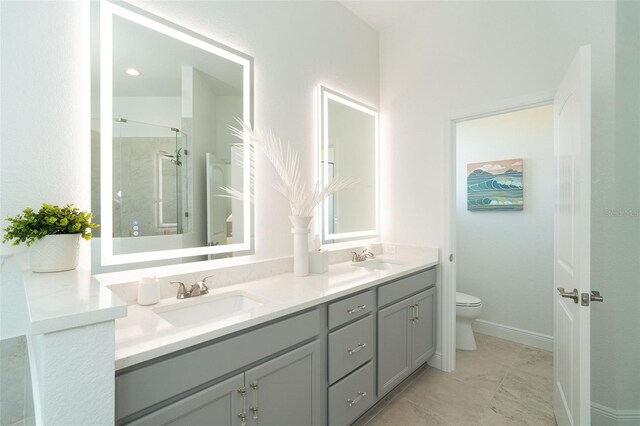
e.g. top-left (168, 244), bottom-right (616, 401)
top-left (92, 1), bottom-right (253, 269)
top-left (319, 86), bottom-right (378, 244)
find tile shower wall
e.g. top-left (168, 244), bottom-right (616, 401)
top-left (114, 136), bottom-right (178, 238)
top-left (91, 133), bottom-right (179, 238)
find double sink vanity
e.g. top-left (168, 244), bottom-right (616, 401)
top-left (109, 251), bottom-right (439, 425)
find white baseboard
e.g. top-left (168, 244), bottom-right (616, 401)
top-left (472, 319), bottom-right (553, 351)
top-left (428, 351), bottom-right (443, 370)
top-left (591, 403), bottom-right (640, 425)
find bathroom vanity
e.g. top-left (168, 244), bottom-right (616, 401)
top-left (112, 254), bottom-right (438, 426)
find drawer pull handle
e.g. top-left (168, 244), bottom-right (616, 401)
top-left (249, 382), bottom-right (259, 419)
top-left (237, 386), bottom-right (247, 426)
top-left (347, 342), bottom-right (367, 355)
top-left (347, 304), bottom-right (367, 315)
top-left (347, 391), bottom-right (367, 407)
top-left (409, 303), bottom-right (420, 324)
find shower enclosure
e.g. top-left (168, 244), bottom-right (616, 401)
top-left (111, 118), bottom-right (189, 238)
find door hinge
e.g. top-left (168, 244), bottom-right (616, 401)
top-left (581, 291), bottom-right (604, 306)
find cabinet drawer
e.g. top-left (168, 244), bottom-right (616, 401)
top-left (125, 374), bottom-right (244, 426)
top-left (378, 268), bottom-right (436, 307)
top-left (329, 315), bottom-right (374, 384)
top-left (328, 290), bottom-right (374, 330)
top-left (329, 362), bottom-right (375, 426)
top-left (116, 309), bottom-right (320, 420)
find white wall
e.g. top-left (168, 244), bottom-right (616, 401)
top-left (1, 0), bottom-right (91, 334)
top-left (379, 0), bottom-right (615, 248)
top-left (380, 0), bottom-right (639, 417)
top-left (0, 0), bottom-right (91, 421)
top-left (1, 0), bottom-right (378, 422)
top-left (590, 0), bottom-right (640, 416)
top-left (456, 105), bottom-right (554, 337)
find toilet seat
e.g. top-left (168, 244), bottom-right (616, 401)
top-left (456, 292), bottom-right (482, 307)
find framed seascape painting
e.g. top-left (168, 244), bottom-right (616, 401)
top-left (467, 158), bottom-right (523, 211)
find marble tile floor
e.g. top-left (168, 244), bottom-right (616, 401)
top-left (353, 333), bottom-right (555, 426)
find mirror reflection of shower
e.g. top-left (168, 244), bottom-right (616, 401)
top-left (159, 148), bottom-right (183, 166)
top-left (110, 117), bottom-right (189, 238)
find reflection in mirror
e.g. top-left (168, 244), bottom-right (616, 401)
top-left (319, 86), bottom-right (378, 245)
top-left (92, 1), bottom-right (253, 269)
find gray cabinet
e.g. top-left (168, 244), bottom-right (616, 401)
top-left (328, 290), bottom-right (374, 330)
top-left (128, 341), bottom-right (321, 426)
top-left (328, 315), bottom-right (375, 384)
top-left (128, 374), bottom-right (244, 426)
top-left (328, 362), bottom-right (375, 426)
top-left (117, 310), bottom-right (321, 425)
top-left (377, 287), bottom-right (436, 396)
top-left (244, 340), bottom-right (322, 426)
top-left (118, 267), bottom-right (438, 426)
top-left (410, 288), bottom-right (436, 369)
top-left (377, 297), bottom-right (413, 396)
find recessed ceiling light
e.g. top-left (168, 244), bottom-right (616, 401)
top-left (125, 68), bottom-right (140, 76)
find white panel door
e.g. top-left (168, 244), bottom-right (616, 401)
top-left (553, 45), bottom-right (591, 426)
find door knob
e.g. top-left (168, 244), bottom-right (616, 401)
top-left (557, 287), bottom-right (579, 304)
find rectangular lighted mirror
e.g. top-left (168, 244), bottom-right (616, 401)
top-left (319, 86), bottom-right (378, 244)
top-left (93, 1), bottom-right (253, 268)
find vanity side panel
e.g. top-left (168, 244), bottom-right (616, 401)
top-left (116, 309), bottom-right (320, 420)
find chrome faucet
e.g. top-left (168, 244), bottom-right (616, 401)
top-left (351, 249), bottom-right (375, 262)
top-left (170, 275), bottom-right (214, 299)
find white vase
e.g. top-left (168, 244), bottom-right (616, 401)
top-left (29, 234), bottom-right (81, 273)
top-left (289, 216), bottom-right (313, 277)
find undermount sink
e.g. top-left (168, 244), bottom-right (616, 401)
top-left (153, 290), bottom-right (263, 327)
top-left (353, 259), bottom-right (404, 271)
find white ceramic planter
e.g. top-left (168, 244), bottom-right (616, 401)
top-left (29, 234), bottom-right (81, 273)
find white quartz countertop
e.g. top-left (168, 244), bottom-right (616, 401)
top-left (23, 268), bottom-right (128, 335)
top-left (114, 250), bottom-right (439, 370)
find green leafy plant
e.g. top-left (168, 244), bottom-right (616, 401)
top-left (2, 203), bottom-right (99, 247)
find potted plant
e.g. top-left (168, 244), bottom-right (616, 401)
top-left (2, 203), bottom-right (99, 272)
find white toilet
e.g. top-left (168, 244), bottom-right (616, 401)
top-left (456, 292), bottom-right (483, 350)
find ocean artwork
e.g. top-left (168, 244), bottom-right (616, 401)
top-left (467, 158), bottom-right (523, 211)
